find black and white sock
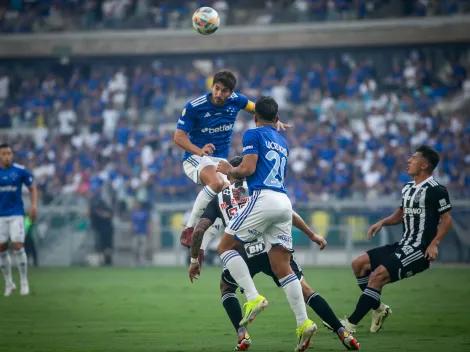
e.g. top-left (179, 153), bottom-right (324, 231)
top-left (348, 287), bottom-right (381, 325)
top-left (356, 272), bottom-right (370, 292)
top-left (222, 291), bottom-right (243, 332)
top-left (306, 292), bottom-right (342, 332)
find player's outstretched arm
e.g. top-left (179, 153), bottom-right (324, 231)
top-left (292, 210), bottom-right (327, 250)
top-left (217, 155), bottom-right (257, 178)
top-left (367, 207), bottom-right (404, 239)
top-left (28, 184), bottom-right (38, 221)
top-left (174, 129), bottom-right (215, 157)
top-left (425, 211), bottom-right (452, 261)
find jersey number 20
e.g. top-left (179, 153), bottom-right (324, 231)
top-left (263, 150), bottom-right (286, 188)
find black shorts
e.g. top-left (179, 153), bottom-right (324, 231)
top-left (367, 242), bottom-right (430, 283)
top-left (221, 253), bottom-right (303, 290)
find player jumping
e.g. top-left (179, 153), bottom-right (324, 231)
top-left (0, 144), bottom-right (37, 296)
top-left (325, 145), bottom-right (453, 334)
top-left (188, 155), bottom-right (360, 351)
top-left (174, 70), bottom-right (290, 247)
top-left (214, 96), bottom-right (315, 352)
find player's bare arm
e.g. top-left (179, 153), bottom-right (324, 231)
top-left (243, 100), bottom-right (292, 131)
top-left (188, 217), bottom-right (214, 282)
top-left (217, 154), bottom-right (257, 179)
top-left (425, 211), bottom-right (452, 261)
top-left (28, 184), bottom-right (37, 221)
top-left (292, 210), bottom-right (327, 250)
top-left (174, 129), bottom-right (215, 157)
top-left (190, 218), bottom-right (214, 259)
top-left (367, 207), bottom-right (404, 239)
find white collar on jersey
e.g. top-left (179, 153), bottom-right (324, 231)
top-left (412, 175), bottom-right (434, 187)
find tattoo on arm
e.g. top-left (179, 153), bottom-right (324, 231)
top-left (190, 218), bottom-right (213, 258)
top-left (229, 168), bottom-right (246, 179)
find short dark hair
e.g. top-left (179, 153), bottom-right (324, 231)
top-left (0, 143), bottom-right (11, 149)
top-left (416, 145), bottom-right (440, 171)
top-left (213, 70), bottom-right (236, 91)
top-left (255, 96), bottom-right (278, 122)
top-left (229, 155), bottom-right (243, 168)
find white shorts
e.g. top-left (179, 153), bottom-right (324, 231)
top-left (0, 216), bottom-right (26, 243)
top-left (183, 155), bottom-right (228, 184)
top-left (226, 190), bottom-right (293, 252)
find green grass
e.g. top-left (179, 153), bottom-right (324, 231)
top-left (1, 266), bottom-right (469, 352)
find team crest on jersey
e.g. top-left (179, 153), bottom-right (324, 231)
top-left (182, 108), bottom-right (186, 116)
top-left (10, 172), bottom-right (18, 181)
top-left (414, 189), bottom-right (423, 203)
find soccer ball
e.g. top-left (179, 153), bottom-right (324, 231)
top-left (192, 7), bottom-right (220, 35)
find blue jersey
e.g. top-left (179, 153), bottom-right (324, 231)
top-left (176, 92), bottom-right (249, 161)
top-left (242, 126), bottom-right (288, 195)
top-left (0, 163), bottom-right (34, 217)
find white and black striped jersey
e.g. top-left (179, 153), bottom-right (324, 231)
top-left (201, 181), bottom-right (250, 227)
top-left (399, 176), bottom-right (452, 249)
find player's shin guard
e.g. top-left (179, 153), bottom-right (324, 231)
top-left (356, 273), bottom-right (370, 292)
top-left (348, 287), bottom-right (381, 325)
top-left (0, 251), bottom-right (13, 285)
top-left (222, 291), bottom-right (243, 331)
top-left (14, 248), bottom-right (28, 284)
top-left (280, 274), bottom-right (309, 327)
top-left (187, 186), bottom-right (217, 227)
top-left (306, 292), bottom-right (342, 332)
top-left (220, 250), bottom-right (259, 301)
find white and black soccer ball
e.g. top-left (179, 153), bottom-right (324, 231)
top-left (192, 7), bottom-right (220, 35)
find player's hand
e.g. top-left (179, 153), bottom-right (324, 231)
top-left (425, 243), bottom-right (438, 261)
top-left (367, 221), bottom-right (383, 240)
top-left (29, 207), bottom-right (37, 222)
top-left (276, 120), bottom-right (292, 131)
top-left (217, 160), bottom-right (232, 175)
top-left (188, 262), bottom-right (201, 283)
top-left (201, 143), bottom-right (215, 156)
top-left (232, 186), bottom-right (246, 200)
top-left (312, 234), bottom-right (327, 250)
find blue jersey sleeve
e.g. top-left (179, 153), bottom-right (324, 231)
top-left (236, 93), bottom-right (249, 110)
top-left (242, 129), bottom-right (259, 156)
top-left (21, 168), bottom-right (34, 187)
top-left (176, 103), bottom-right (196, 133)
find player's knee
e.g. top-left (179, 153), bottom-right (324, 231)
top-left (271, 262), bottom-right (293, 279)
top-left (352, 254), bottom-right (370, 276)
top-left (369, 266), bottom-right (390, 286)
top-left (220, 281), bottom-right (235, 296)
top-left (207, 176), bottom-right (225, 193)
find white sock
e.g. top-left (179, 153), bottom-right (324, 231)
top-left (14, 248), bottom-right (28, 284)
top-left (0, 251), bottom-right (13, 286)
top-left (221, 250), bottom-right (259, 301)
top-left (280, 274), bottom-right (309, 327)
top-left (187, 186), bottom-right (217, 227)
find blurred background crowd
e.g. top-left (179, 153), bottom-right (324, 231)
top-left (1, 0), bottom-right (469, 33)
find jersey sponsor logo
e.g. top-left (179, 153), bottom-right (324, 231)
top-left (243, 145), bottom-right (253, 152)
top-left (248, 228), bottom-right (263, 237)
top-left (245, 241), bottom-right (266, 256)
top-left (0, 186), bottom-right (18, 192)
top-left (204, 112), bottom-right (211, 118)
top-left (178, 119), bottom-right (185, 125)
top-left (404, 207), bottom-right (422, 215)
top-left (438, 204), bottom-right (451, 212)
top-left (395, 253), bottom-right (402, 259)
top-left (277, 234), bottom-right (292, 243)
top-left (439, 198), bottom-right (447, 207)
top-left (401, 245), bottom-right (414, 255)
top-left (201, 123), bottom-right (234, 134)
top-left (265, 141), bottom-right (288, 157)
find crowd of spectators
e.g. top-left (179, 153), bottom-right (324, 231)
top-left (1, 0), bottom-right (468, 33)
top-left (0, 47), bottom-right (469, 216)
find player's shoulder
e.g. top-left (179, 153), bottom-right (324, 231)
top-left (426, 178), bottom-right (448, 193)
top-left (12, 163), bottom-right (30, 173)
top-left (227, 91), bottom-right (243, 101)
top-left (186, 93), bottom-right (209, 109)
top-left (401, 181), bottom-right (414, 193)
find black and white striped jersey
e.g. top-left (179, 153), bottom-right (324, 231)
top-left (399, 176), bottom-right (452, 249)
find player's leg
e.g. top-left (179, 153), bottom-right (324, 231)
top-left (301, 279), bottom-right (360, 350)
top-left (180, 157), bottom-right (227, 246)
top-left (220, 272), bottom-right (251, 351)
top-left (351, 253), bottom-right (372, 292)
top-left (10, 216), bottom-right (29, 295)
top-left (0, 237), bottom-right (15, 297)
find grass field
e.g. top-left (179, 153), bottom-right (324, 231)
top-left (1, 266), bottom-right (469, 352)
